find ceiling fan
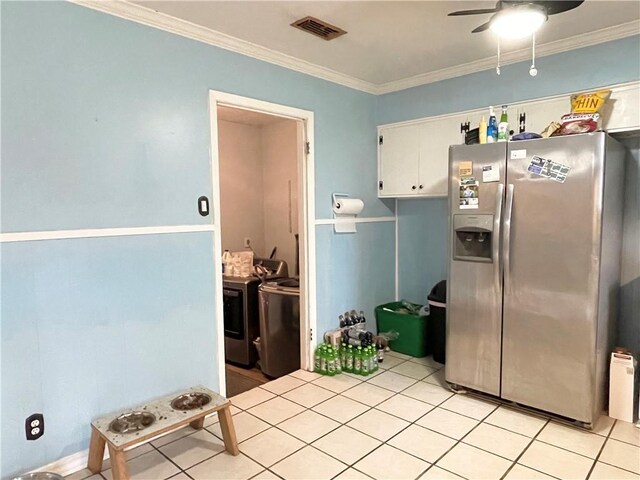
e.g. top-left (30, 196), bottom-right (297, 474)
top-left (449, 1), bottom-right (584, 36)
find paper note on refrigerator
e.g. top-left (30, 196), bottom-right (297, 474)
top-left (482, 165), bottom-right (499, 183)
top-left (459, 161), bottom-right (473, 176)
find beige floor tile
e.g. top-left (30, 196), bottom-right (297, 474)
top-left (367, 371), bottom-right (418, 392)
top-left (168, 474), bottom-right (190, 480)
top-left (375, 394), bottom-right (434, 422)
top-left (354, 444), bottom-right (429, 480)
top-left (282, 383), bottom-right (335, 408)
top-left (232, 388), bottom-right (276, 410)
top-left (409, 356), bottom-right (444, 369)
top-left (463, 423), bottom-right (531, 461)
top-left (343, 368), bottom-right (384, 379)
top-left (312, 426), bottom-right (382, 465)
top-left (187, 451), bottom-right (263, 480)
top-left (611, 420), bottom-right (640, 446)
top-left (402, 381), bottom-right (454, 406)
top-left (537, 421), bottom-right (605, 458)
top-left (503, 464), bottom-right (555, 479)
top-left (437, 443), bottom-right (512, 480)
top-left (159, 429), bottom-right (225, 470)
top-left (289, 369), bottom-right (322, 382)
top-left (439, 394), bottom-right (498, 420)
top-left (271, 446), bottom-right (347, 480)
top-left (519, 441), bottom-right (594, 480)
top-left (312, 374), bottom-right (362, 393)
top-left (207, 411), bottom-right (270, 443)
top-left (423, 369), bottom-right (449, 389)
top-left (387, 351), bottom-right (413, 360)
top-left (416, 407), bottom-right (478, 440)
top-left (151, 426), bottom-right (197, 448)
top-left (239, 428), bottom-right (304, 467)
top-left (390, 361), bottom-right (437, 380)
top-left (65, 469), bottom-right (95, 480)
top-left (247, 397), bottom-right (305, 425)
top-left (592, 415), bottom-right (616, 436)
top-left (347, 408), bottom-right (409, 441)
top-left (599, 439), bottom-right (640, 474)
top-left (103, 443), bottom-right (155, 470)
top-left (278, 410), bottom-right (341, 443)
top-left (250, 470), bottom-right (280, 480)
top-left (377, 355), bottom-right (407, 370)
top-left (388, 424), bottom-right (457, 463)
top-left (590, 461), bottom-right (640, 479)
top-left (341, 382), bottom-right (395, 407)
top-left (102, 450), bottom-right (180, 480)
top-left (312, 395), bottom-right (370, 423)
top-left (484, 406), bottom-right (547, 437)
top-left (333, 468), bottom-right (373, 479)
top-left (261, 375), bottom-right (306, 395)
top-left (419, 466), bottom-right (464, 479)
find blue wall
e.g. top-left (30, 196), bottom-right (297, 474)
top-left (378, 36), bottom-right (640, 349)
top-left (0, 2), bottom-right (394, 477)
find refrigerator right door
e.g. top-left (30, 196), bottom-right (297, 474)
top-left (501, 133), bottom-right (605, 423)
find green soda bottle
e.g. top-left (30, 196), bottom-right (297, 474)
top-left (341, 343), bottom-right (349, 372)
top-left (327, 346), bottom-right (336, 376)
top-left (335, 346), bottom-right (342, 374)
top-left (361, 346), bottom-right (370, 376)
top-left (354, 346), bottom-right (363, 375)
top-left (320, 345), bottom-right (328, 375)
top-left (314, 344), bottom-right (322, 373)
top-left (371, 346), bottom-right (379, 372)
top-left (346, 345), bottom-right (354, 373)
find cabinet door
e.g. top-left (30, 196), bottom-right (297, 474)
top-left (418, 117), bottom-right (465, 196)
top-left (378, 124), bottom-right (420, 197)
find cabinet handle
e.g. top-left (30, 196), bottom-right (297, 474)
top-left (411, 185), bottom-right (417, 190)
top-left (419, 185), bottom-right (424, 189)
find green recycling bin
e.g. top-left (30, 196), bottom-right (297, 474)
top-left (375, 301), bottom-right (430, 357)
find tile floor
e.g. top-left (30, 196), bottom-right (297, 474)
top-left (67, 351), bottom-right (640, 480)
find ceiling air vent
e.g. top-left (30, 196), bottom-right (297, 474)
top-left (291, 16), bottom-right (347, 41)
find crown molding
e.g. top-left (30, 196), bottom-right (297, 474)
top-left (69, 1), bottom-right (638, 96)
top-left (69, 0), bottom-right (378, 94)
top-left (374, 20), bottom-right (640, 94)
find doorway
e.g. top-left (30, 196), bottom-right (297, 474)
top-left (208, 91), bottom-right (316, 398)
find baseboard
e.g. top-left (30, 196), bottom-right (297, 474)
top-left (28, 447), bottom-right (104, 477)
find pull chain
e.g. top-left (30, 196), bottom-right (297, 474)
top-left (529, 32), bottom-right (538, 77)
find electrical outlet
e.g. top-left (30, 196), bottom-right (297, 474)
top-left (25, 413), bottom-right (44, 440)
top-left (244, 237), bottom-right (251, 248)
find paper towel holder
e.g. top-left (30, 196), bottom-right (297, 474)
top-left (332, 193), bottom-right (364, 234)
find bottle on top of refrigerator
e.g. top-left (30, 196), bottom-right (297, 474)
top-left (479, 116), bottom-right (487, 144)
top-left (487, 107), bottom-right (498, 143)
top-left (497, 105), bottom-right (509, 142)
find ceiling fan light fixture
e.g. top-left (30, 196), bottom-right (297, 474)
top-left (489, 5), bottom-right (547, 39)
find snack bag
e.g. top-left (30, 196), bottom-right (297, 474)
top-left (552, 89), bottom-right (611, 136)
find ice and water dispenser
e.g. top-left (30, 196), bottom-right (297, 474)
top-left (453, 214), bottom-right (494, 262)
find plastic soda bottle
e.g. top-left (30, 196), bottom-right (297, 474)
top-left (327, 347), bottom-right (336, 376)
top-left (335, 347), bottom-right (342, 374)
top-left (360, 346), bottom-right (369, 376)
top-left (354, 346), bottom-right (362, 375)
top-left (346, 345), bottom-right (354, 373)
top-left (341, 343), bottom-right (349, 372)
top-left (314, 344), bottom-right (322, 373)
top-left (320, 345), bottom-right (328, 375)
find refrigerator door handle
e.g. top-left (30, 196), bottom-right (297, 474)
top-left (504, 184), bottom-right (515, 294)
top-left (493, 183), bottom-right (504, 292)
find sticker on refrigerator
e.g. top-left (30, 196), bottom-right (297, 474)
top-left (482, 165), bottom-right (500, 183)
top-left (459, 161), bottom-right (473, 176)
top-left (528, 156), bottom-right (571, 183)
top-left (459, 177), bottom-right (479, 209)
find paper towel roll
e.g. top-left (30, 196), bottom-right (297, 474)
top-left (333, 198), bottom-right (364, 215)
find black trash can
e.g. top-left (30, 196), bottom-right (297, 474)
top-left (428, 280), bottom-right (447, 364)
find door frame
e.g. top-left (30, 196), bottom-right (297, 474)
top-left (208, 90), bottom-right (316, 396)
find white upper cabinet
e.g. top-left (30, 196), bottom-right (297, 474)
top-left (377, 81), bottom-right (639, 199)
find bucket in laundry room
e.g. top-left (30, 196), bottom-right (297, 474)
top-left (428, 280), bottom-right (447, 364)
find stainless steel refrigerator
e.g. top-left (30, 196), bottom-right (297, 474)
top-left (446, 132), bottom-right (625, 427)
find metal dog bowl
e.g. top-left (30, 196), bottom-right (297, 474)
top-left (170, 392), bottom-right (212, 410)
top-left (108, 411), bottom-right (156, 434)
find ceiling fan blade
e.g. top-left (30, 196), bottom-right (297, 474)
top-left (471, 21), bottom-right (493, 33)
top-left (536, 0), bottom-right (585, 15)
top-left (448, 8), bottom-right (498, 16)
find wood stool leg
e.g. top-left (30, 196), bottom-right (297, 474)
top-left (217, 405), bottom-right (239, 455)
top-left (189, 416), bottom-right (205, 430)
top-left (87, 427), bottom-right (106, 473)
top-left (108, 444), bottom-right (130, 480)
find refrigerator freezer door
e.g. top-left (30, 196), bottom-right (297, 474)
top-left (502, 133), bottom-right (605, 423)
top-left (447, 143), bottom-right (506, 396)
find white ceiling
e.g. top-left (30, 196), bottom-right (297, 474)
top-left (133, 0), bottom-right (639, 88)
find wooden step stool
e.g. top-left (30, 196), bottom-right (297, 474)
top-left (87, 386), bottom-right (238, 480)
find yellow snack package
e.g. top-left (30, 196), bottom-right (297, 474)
top-left (570, 89), bottom-right (611, 114)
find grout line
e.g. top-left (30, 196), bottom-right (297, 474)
top-left (586, 419), bottom-right (617, 480)
top-left (151, 440), bottom-right (208, 478)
